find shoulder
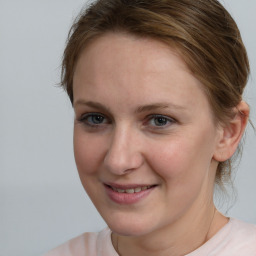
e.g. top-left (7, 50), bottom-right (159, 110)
top-left (218, 218), bottom-right (256, 255)
top-left (43, 227), bottom-right (117, 256)
top-left (188, 218), bottom-right (256, 256)
top-left (226, 218), bottom-right (256, 250)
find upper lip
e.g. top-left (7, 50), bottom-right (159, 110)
top-left (105, 182), bottom-right (157, 189)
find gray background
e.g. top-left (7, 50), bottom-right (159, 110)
top-left (0, 1), bottom-right (255, 255)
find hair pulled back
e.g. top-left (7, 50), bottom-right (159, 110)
top-left (61, 0), bottom-right (250, 186)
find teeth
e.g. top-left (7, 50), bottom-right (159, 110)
top-left (126, 188), bottom-right (135, 193)
top-left (134, 187), bottom-right (142, 193)
top-left (111, 186), bottom-right (153, 193)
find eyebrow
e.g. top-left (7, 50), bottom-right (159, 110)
top-left (74, 100), bottom-right (185, 113)
top-left (74, 100), bottom-right (111, 112)
top-left (135, 103), bottom-right (183, 113)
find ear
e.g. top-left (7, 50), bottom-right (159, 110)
top-left (213, 101), bottom-right (249, 162)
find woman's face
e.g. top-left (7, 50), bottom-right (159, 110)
top-left (73, 33), bottom-right (222, 236)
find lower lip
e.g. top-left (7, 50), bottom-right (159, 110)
top-left (104, 185), bottom-right (156, 205)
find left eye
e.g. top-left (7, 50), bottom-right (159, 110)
top-left (79, 113), bottom-right (108, 126)
top-left (87, 114), bottom-right (105, 124)
top-left (148, 115), bottom-right (174, 127)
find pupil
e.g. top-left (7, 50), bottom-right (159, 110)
top-left (93, 115), bottom-right (104, 124)
top-left (155, 117), bottom-right (167, 126)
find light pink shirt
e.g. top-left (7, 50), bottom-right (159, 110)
top-left (44, 218), bottom-right (256, 256)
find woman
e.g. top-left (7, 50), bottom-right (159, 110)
top-left (45, 0), bottom-right (256, 255)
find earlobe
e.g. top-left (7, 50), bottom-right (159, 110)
top-left (213, 101), bottom-right (249, 162)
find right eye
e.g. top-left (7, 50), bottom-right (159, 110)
top-left (79, 113), bottom-right (109, 127)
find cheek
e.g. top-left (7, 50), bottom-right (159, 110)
top-left (147, 132), bottom-right (215, 182)
top-left (73, 128), bottom-right (105, 176)
top-left (147, 136), bottom-right (216, 215)
top-left (147, 140), bottom-right (193, 179)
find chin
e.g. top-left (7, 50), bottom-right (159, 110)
top-left (109, 223), bottom-right (152, 237)
top-left (104, 213), bottom-right (157, 237)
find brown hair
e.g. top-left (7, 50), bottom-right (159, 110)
top-left (61, 0), bottom-right (250, 186)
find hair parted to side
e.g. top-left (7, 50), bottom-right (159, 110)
top-left (61, 0), bottom-right (250, 187)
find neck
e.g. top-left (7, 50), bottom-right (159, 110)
top-left (112, 203), bottom-right (228, 256)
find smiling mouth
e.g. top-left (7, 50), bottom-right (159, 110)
top-left (106, 185), bottom-right (156, 194)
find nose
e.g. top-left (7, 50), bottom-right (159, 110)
top-left (103, 126), bottom-right (144, 175)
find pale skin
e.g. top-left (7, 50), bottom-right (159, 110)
top-left (72, 33), bottom-right (249, 256)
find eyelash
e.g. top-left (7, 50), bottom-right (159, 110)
top-left (146, 114), bottom-right (176, 128)
top-left (78, 113), bottom-right (109, 128)
top-left (78, 113), bottom-right (176, 129)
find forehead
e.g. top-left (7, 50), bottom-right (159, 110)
top-left (75, 32), bottom-right (189, 79)
top-left (73, 32), bottom-right (212, 117)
